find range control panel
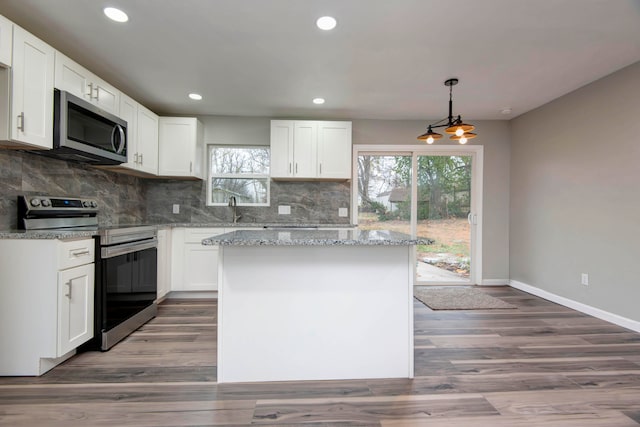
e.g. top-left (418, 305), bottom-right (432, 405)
top-left (19, 195), bottom-right (99, 213)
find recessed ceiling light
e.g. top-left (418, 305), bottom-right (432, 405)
top-left (312, 98), bottom-right (325, 105)
top-left (500, 107), bottom-right (512, 115)
top-left (103, 7), bottom-right (129, 23)
top-left (316, 16), bottom-right (337, 31)
top-left (188, 93), bottom-right (203, 101)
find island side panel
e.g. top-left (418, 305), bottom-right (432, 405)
top-left (217, 244), bottom-right (413, 383)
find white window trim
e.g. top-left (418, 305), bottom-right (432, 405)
top-left (207, 145), bottom-right (271, 207)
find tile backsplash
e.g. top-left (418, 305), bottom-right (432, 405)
top-left (0, 149), bottom-right (351, 230)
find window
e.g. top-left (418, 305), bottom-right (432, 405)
top-left (207, 145), bottom-right (270, 206)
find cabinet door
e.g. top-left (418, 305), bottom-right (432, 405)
top-left (317, 121), bottom-right (352, 179)
top-left (118, 93), bottom-right (138, 170)
top-left (57, 263), bottom-right (94, 356)
top-left (137, 105), bottom-right (159, 175)
top-left (183, 244), bottom-right (218, 291)
top-left (54, 52), bottom-right (90, 101)
top-left (92, 75), bottom-right (119, 116)
top-left (293, 121), bottom-right (318, 178)
top-left (0, 15), bottom-right (13, 68)
top-left (158, 117), bottom-right (200, 177)
top-left (270, 120), bottom-right (294, 178)
top-left (10, 26), bottom-right (54, 148)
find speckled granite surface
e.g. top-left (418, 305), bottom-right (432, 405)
top-left (203, 229), bottom-right (433, 246)
top-left (0, 229), bottom-right (99, 240)
top-left (0, 223), bottom-right (356, 239)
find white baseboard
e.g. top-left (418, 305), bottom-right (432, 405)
top-left (480, 279), bottom-right (509, 286)
top-left (510, 280), bottom-right (640, 333)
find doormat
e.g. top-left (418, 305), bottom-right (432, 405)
top-left (414, 286), bottom-right (516, 310)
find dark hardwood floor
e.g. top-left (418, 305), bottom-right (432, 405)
top-left (2, 287), bottom-right (640, 426)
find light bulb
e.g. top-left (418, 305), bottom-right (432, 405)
top-left (427, 136), bottom-right (434, 144)
top-left (455, 127), bottom-right (464, 137)
top-left (459, 136), bottom-right (468, 144)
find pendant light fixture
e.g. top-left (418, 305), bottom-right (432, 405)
top-left (417, 78), bottom-right (477, 144)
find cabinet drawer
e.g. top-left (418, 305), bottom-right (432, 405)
top-left (184, 228), bottom-right (226, 243)
top-left (58, 239), bottom-right (95, 270)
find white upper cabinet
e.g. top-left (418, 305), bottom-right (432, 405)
top-left (270, 120), bottom-right (352, 180)
top-left (317, 121), bottom-right (352, 179)
top-left (0, 15), bottom-right (13, 67)
top-left (118, 93), bottom-right (138, 170)
top-left (158, 117), bottom-right (204, 179)
top-left (270, 120), bottom-right (294, 177)
top-left (54, 51), bottom-right (120, 115)
top-left (136, 104), bottom-right (159, 175)
top-left (0, 25), bottom-right (55, 149)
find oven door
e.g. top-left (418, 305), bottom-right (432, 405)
top-left (100, 245), bottom-right (157, 331)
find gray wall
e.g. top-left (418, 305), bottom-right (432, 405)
top-left (352, 118), bottom-right (511, 283)
top-left (510, 61), bottom-right (640, 322)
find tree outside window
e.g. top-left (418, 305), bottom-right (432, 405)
top-left (207, 146), bottom-right (270, 206)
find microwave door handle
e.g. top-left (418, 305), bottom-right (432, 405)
top-left (111, 124), bottom-right (126, 154)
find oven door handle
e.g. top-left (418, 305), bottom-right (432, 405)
top-left (101, 238), bottom-right (157, 259)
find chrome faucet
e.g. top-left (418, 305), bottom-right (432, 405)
top-left (228, 196), bottom-right (241, 223)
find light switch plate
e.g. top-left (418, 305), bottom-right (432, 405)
top-left (338, 207), bottom-right (348, 217)
top-left (278, 205), bottom-right (291, 215)
top-left (172, 204), bottom-right (180, 214)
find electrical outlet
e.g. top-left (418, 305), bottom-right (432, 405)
top-left (581, 273), bottom-right (589, 286)
top-left (338, 207), bottom-right (348, 217)
top-left (278, 205), bottom-right (291, 215)
top-left (172, 204), bottom-right (180, 214)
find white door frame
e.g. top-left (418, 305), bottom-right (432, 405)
top-left (352, 144), bottom-right (484, 285)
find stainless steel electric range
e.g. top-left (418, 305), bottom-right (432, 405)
top-left (18, 195), bottom-right (158, 350)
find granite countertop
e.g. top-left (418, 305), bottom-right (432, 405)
top-left (202, 229), bottom-right (433, 246)
top-left (0, 223), bottom-right (356, 240)
top-left (0, 229), bottom-right (99, 240)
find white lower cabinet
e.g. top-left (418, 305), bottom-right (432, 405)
top-left (171, 228), bottom-right (226, 292)
top-left (157, 228), bottom-right (171, 299)
top-left (0, 238), bottom-right (95, 376)
top-left (57, 263), bottom-right (94, 355)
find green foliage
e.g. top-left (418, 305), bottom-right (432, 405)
top-left (393, 155), bottom-right (472, 220)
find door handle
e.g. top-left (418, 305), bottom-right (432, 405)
top-left (111, 124), bottom-right (126, 154)
top-left (467, 212), bottom-right (472, 225)
top-left (65, 281), bottom-right (72, 298)
top-left (17, 112), bottom-right (25, 132)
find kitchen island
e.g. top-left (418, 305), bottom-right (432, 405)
top-left (203, 228), bottom-right (431, 383)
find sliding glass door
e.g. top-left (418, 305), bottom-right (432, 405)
top-left (354, 146), bottom-right (482, 285)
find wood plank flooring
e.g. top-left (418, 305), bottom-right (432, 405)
top-left (1, 287), bottom-right (640, 426)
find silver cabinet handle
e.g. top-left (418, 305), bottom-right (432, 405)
top-left (93, 85), bottom-right (99, 101)
top-left (65, 281), bottom-right (72, 298)
top-left (71, 249), bottom-right (91, 257)
top-left (133, 153), bottom-right (139, 164)
top-left (190, 161), bottom-right (193, 173)
top-left (17, 112), bottom-right (25, 132)
top-left (295, 163), bottom-right (298, 174)
top-left (319, 163), bottom-right (322, 175)
top-left (289, 162), bottom-right (292, 174)
top-left (139, 153), bottom-right (143, 165)
top-left (87, 82), bottom-right (94, 99)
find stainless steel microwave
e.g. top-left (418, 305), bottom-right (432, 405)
top-left (46, 89), bottom-right (127, 165)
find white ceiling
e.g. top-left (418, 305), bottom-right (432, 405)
top-left (1, 0), bottom-right (639, 120)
